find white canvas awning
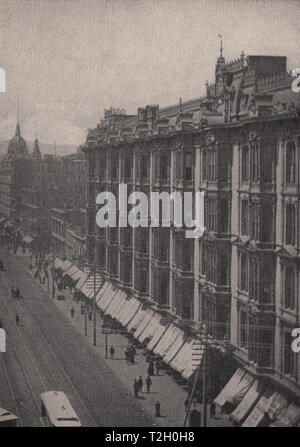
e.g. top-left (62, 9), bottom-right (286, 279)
top-left (181, 339), bottom-right (205, 380)
top-left (138, 312), bottom-right (162, 344)
top-left (127, 306), bottom-right (147, 332)
top-left (270, 403), bottom-right (300, 427)
top-left (243, 390), bottom-right (283, 427)
top-left (134, 309), bottom-right (155, 341)
top-left (146, 322), bottom-right (169, 352)
top-left (163, 329), bottom-right (185, 365)
top-left (153, 324), bottom-right (182, 357)
top-left (118, 298), bottom-right (141, 327)
top-left (231, 379), bottom-right (262, 424)
top-left (54, 257), bottom-right (64, 270)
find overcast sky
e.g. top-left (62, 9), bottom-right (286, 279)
top-left (0, 0), bottom-right (299, 145)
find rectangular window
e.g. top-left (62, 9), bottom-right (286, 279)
top-left (284, 331), bottom-right (296, 376)
top-left (242, 145), bottom-right (249, 182)
top-left (240, 310), bottom-right (247, 348)
top-left (286, 141), bottom-right (296, 184)
top-left (241, 200), bottom-right (249, 235)
top-left (284, 266), bottom-right (295, 310)
top-left (286, 204), bottom-right (296, 245)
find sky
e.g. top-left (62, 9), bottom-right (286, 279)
top-left (0, 0), bottom-right (299, 146)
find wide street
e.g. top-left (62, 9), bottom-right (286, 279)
top-left (0, 246), bottom-right (154, 427)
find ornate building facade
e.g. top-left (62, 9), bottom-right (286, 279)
top-left (85, 51), bottom-right (300, 402)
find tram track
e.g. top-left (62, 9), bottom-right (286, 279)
top-left (2, 262), bottom-right (97, 426)
top-left (0, 287), bottom-right (46, 426)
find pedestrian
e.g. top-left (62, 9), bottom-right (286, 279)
top-left (133, 379), bottom-right (139, 398)
top-left (125, 348), bottom-right (129, 364)
top-left (131, 345), bottom-right (136, 363)
top-left (146, 376), bottom-right (152, 393)
top-left (110, 345), bottom-right (115, 360)
top-left (137, 375), bottom-right (143, 393)
top-left (155, 360), bottom-right (161, 375)
top-left (15, 286), bottom-right (20, 298)
top-left (148, 360), bottom-right (154, 376)
top-left (70, 307), bottom-right (75, 319)
top-left (15, 314), bottom-right (19, 327)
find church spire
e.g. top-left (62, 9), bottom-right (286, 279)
top-left (33, 135), bottom-right (42, 160)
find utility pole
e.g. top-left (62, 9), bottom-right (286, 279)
top-left (93, 256), bottom-right (96, 346)
top-left (183, 305), bottom-right (208, 427)
top-left (202, 309), bottom-right (208, 427)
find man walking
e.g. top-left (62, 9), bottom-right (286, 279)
top-left (133, 379), bottom-right (139, 398)
top-left (137, 375), bottom-right (143, 393)
top-left (110, 345), bottom-right (115, 360)
top-left (15, 314), bottom-right (19, 327)
top-left (146, 376), bottom-right (152, 393)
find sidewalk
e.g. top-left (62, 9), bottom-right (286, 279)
top-left (13, 248), bottom-right (231, 427)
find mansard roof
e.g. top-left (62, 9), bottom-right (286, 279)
top-left (86, 52), bottom-right (299, 146)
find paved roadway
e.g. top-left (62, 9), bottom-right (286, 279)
top-left (0, 247), bottom-right (154, 427)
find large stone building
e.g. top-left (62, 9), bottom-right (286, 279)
top-left (0, 126), bottom-right (87, 258)
top-left (85, 48), bottom-right (300, 410)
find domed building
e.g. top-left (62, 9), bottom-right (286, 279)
top-left (7, 123), bottom-right (29, 160)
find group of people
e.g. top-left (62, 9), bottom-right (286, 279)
top-left (125, 343), bottom-right (136, 364)
top-left (147, 358), bottom-right (161, 376)
top-left (133, 375), bottom-right (153, 397)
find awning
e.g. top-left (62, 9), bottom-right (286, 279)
top-left (153, 323), bottom-right (182, 357)
top-left (61, 260), bottom-right (72, 272)
top-left (137, 312), bottom-right (162, 344)
top-left (105, 289), bottom-right (123, 316)
top-left (0, 407), bottom-right (18, 424)
top-left (98, 283), bottom-right (118, 312)
top-left (163, 329), bottom-right (186, 365)
top-left (242, 389), bottom-right (279, 427)
top-left (146, 322), bottom-right (169, 352)
top-left (112, 291), bottom-right (128, 320)
top-left (270, 403), bottom-right (300, 427)
top-left (267, 392), bottom-right (288, 422)
top-left (70, 268), bottom-right (85, 283)
top-left (80, 273), bottom-right (102, 299)
top-left (75, 272), bottom-right (88, 291)
top-left (22, 235), bottom-right (33, 244)
top-left (127, 306), bottom-right (147, 332)
top-left (118, 298), bottom-right (141, 327)
top-left (214, 368), bottom-right (247, 408)
top-left (134, 309), bottom-right (155, 341)
top-left (96, 281), bottom-right (110, 307)
top-left (54, 257), bottom-right (64, 270)
top-left (231, 379), bottom-right (262, 424)
top-left (63, 265), bottom-right (79, 279)
top-left (181, 339), bottom-right (205, 380)
top-left (170, 339), bottom-right (195, 374)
